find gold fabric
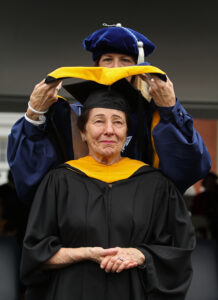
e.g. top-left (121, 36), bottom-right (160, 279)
top-left (66, 156), bottom-right (147, 183)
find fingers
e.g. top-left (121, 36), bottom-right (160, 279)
top-left (101, 255), bottom-right (137, 273)
top-left (101, 255), bottom-right (123, 273)
top-left (33, 79), bottom-right (62, 95)
top-left (139, 73), bottom-right (175, 107)
top-left (106, 257), bottom-right (126, 273)
top-left (29, 79), bottom-right (63, 112)
top-left (100, 247), bottom-right (141, 273)
top-left (88, 247), bottom-right (118, 264)
top-left (139, 73), bottom-right (155, 84)
top-left (101, 248), bottom-right (118, 256)
top-left (100, 255), bottom-right (113, 269)
top-left (116, 261), bottom-right (137, 273)
top-left (140, 73), bottom-right (164, 85)
top-left (93, 247), bottom-right (144, 273)
top-left (54, 81), bottom-right (62, 95)
top-left (99, 248), bottom-right (118, 264)
top-left (47, 80), bottom-right (63, 92)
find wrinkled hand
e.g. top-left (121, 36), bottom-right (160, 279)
top-left (100, 247), bottom-right (145, 273)
top-left (140, 74), bottom-right (176, 107)
top-left (87, 247), bottom-right (118, 264)
top-left (27, 79), bottom-right (62, 119)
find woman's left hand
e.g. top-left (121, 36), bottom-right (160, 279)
top-left (140, 74), bottom-right (176, 107)
top-left (100, 247), bottom-right (145, 273)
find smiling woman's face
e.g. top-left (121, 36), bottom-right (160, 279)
top-left (82, 107), bottom-right (127, 161)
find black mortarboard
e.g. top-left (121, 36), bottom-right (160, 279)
top-left (63, 79), bottom-right (145, 114)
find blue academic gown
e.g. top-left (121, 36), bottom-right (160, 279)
top-left (7, 98), bottom-right (211, 204)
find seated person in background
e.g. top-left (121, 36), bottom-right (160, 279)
top-left (21, 79), bottom-right (195, 300)
top-left (7, 23), bottom-right (211, 203)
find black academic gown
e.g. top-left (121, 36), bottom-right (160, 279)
top-left (21, 159), bottom-right (195, 300)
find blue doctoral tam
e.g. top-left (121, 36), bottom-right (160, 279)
top-left (83, 23), bottom-right (156, 61)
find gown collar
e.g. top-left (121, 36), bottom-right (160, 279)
top-left (66, 155), bottom-right (146, 183)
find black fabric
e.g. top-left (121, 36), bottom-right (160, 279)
top-left (83, 88), bottom-right (130, 113)
top-left (0, 180), bottom-right (29, 244)
top-left (46, 99), bottom-right (74, 163)
top-left (21, 164), bottom-right (195, 300)
top-left (123, 100), bottom-right (155, 164)
top-left (136, 96), bottom-right (153, 164)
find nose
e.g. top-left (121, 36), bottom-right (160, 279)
top-left (110, 58), bottom-right (120, 68)
top-left (104, 121), bottom-right (114, 135)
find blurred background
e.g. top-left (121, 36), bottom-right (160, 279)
top-left (0, 0), bottom-right (218, 298)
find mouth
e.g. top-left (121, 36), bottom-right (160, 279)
top-left (100, 140), bottom-right (116, 144)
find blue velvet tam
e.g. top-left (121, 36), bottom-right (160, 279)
top-left (82, 23), bottom-right (156, 63)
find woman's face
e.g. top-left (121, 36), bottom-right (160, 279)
top-left (83, 108), bottom-right (127, 160)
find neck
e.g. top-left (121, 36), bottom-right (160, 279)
top-left (89, 153), bottom-right (122, 166)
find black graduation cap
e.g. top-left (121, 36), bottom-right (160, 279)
top-left (63, 78), bottom-right (146, 114)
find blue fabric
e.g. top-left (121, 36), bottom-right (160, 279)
top-left (7, 118), bottom-right (58, 203)
top-left (7, 99), bottom-right (74, 203)
top-left (153, 100), bottom-right (211, 192)
top-left (7, 99), bottom-right (211, 203)
top-left (83, 26), bottom-right (156, 61)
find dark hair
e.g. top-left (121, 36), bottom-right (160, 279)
top-left (77, 110), bottom-right (90, 133)
top-left (77, 109), bottom-right (132, 134)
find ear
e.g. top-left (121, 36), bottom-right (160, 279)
top-left (80, 133), bottom-right (86, 142)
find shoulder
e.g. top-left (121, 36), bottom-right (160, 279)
top-left (133, 164), bottom-right (181, 194)
top-left (39, 164), bottom-right (82, 186)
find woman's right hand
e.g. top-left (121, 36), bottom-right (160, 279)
top-left (44, 247), bottom-right (118, 269)
top-left (86, 247), bottom-right (118, 264)
top-left (26, 79), bottom-right (62, 120)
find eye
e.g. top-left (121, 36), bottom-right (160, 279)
top-left (94, 119), bottom-right (104, 124)
top-left (102, 57), bottom-right (112, 62)
top-left (114, 120), bottom-right (124, 126)
top-left (121, 57), bottom-right (135, 64)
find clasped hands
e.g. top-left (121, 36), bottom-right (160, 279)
top-left (87, 246), bottom-right (145, 273)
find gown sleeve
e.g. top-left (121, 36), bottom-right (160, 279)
top-left (7, 100), bottom-right (77, 204)
top-left (7, 117), bottom-right (58, 204)
top-left (152, 100), bottom-right (211, 193)
top-left (20, 170), bottom-right (62, 286)
top-left (136, 178), bottom-right (196, 300)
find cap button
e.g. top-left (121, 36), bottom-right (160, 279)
top-left (137, 41), bottom-right (143, 47)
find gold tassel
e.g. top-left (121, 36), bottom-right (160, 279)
top-left (134, 76), bottom-right (151, 102)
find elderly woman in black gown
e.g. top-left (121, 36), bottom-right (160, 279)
top-left (21, 79), bottom-right (195, 300)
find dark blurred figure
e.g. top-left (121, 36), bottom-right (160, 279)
top-left (191, 172), bottom-right (218, 240)
top-left (0, 170), bottom-right (29, 245)
top-left (0, 170), bottom-right (29, 299)
top-left (0, 170), bottom-right (29, 300)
